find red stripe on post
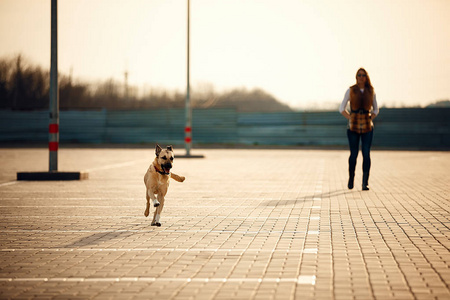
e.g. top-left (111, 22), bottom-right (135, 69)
top-left (49, 142), bottom-right (59, 151)
top-left (185, 137), bottom-right (192, 143)
top-left (185, 127), bottom-right (192, 133)
top-left (49, 124), bottom-right (59, 133)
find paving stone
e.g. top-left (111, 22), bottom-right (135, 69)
top-left (0, 148), bottom-right (449, 299)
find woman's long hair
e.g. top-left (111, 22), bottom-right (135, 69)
top-left (355, 68), bottom-right (373, 93)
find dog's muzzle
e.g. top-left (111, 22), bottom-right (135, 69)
top-left (161, 163), bottom-right (172, 175)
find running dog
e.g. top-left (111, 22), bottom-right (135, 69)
top-left (143, 144), bottom-right (185, 226)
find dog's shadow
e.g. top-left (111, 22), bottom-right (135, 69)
top-left (261, 189), bottom-right (355, 207)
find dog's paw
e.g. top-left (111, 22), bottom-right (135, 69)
top-left (153, 202), bottom-right (160, 207)
top-left (144, 209), bottom-right (149, 217)
top-left (180, 176), bottom-right (185, 182)
top-left (151, 222), bottom-right (161, 227)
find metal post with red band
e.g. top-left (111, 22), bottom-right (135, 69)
top-left (185, 0), bottom-right (192, 156)
top-left (49, 0), bottom-right (59, 172)
top-left (49, 124), bottom-right (59, 152)
top-left (185, 126), bottom-right (192, 144)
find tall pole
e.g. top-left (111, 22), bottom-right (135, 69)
top-left (49, 0), bottom-right (59, 172)
top-left (185, 0), bottom-right (192, 156)
top-left (16, 0), bottom-right (88, 180)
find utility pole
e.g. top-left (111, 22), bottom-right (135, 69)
top-left (124, 70), bottom-right (129, 100)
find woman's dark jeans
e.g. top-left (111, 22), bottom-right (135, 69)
top-left (347, 129), bottom-right (373, 174)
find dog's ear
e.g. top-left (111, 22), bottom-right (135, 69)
top-left (167, 145), bottom-right (173, 152)
top-left (155, 144), bottom-right (162, 157)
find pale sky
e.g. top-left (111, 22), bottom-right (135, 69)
top-left (1, 0), bottom-right (449, 109)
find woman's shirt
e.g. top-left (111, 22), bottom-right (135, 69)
top-left (339, 88), bottom-right (379, 115)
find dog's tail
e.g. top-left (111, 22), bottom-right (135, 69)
top-left (170, 173), bottom-right (185, 182)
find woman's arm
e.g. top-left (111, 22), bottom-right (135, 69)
top-left (339, 89), bottom-right (351, 120)
top-left (341, 110), bottom-right (351, 120)
top-left (371, 93), bottom-right (378, 120)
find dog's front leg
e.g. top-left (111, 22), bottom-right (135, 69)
top-left (149, 190), bottom-right (160, 207)
top-left (170, 173), bottom-right (185, 182)
top-left (145, 191), bottom-right (159, 217)
top-left (151, 194), bottom-right (165, 227)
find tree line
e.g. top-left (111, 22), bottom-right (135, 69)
top-left (0, 55), bottom-right (292, 112)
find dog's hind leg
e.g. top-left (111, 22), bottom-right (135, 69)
top-left (144, 190), bottom-right (152, 217)
top-left (144, 191), bottom-right (150, 217)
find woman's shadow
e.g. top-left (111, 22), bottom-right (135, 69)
top-left (261, 189), bottom-right (355, 207)
top-left (62, 232), bottom-right (133, 248)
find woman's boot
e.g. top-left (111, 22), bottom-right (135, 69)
top-left (362, 172), bottom-right (370, 190)
top-left (348, 171), bottom-right (355, 189)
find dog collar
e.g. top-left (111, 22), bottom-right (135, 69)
top-left (156, 170), bottom-right (169, 176)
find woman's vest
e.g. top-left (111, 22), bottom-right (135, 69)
top-left (349, 85), bottom-right (373, 134)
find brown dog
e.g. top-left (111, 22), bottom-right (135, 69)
top-left (143, 144), bottom-right (185, 226)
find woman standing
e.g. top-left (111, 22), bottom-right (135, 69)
top-left (339, 68), bottom-right (379, 190)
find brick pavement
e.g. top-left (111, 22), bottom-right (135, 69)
top-left (0, 148), bottom-right (449, 299)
